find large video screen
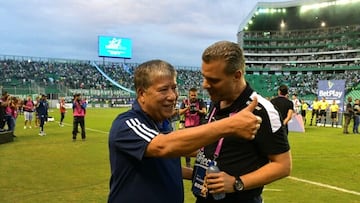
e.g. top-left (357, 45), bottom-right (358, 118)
top-left (98, 36), bottom-right (132, 59)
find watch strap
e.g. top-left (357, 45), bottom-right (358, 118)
top-left (234, 176), bottom-right (244, 192)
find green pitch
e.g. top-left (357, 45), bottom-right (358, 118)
top-left (0, 108), bottom-right (359, 202)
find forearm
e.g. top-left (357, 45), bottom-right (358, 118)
top-left (182, 167), bottom-right (193, 180)
top-left (146, 118), bottom-right (233, 157)
top-left (199, 107), bottom-right (207, 115)
top-left (185, 150), bottom-right (200, 157)
top-left (284, 110), bottom-right (293, 125)
top-left (283, 117), bottom-right (291, 125)
top-left (240, 151), bottom-right (292, 190)
top-left (146, 98), bottom-right (259, 157)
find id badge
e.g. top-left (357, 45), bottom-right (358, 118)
top-left (192, 151), bottom-right (214, 198)
top-left (191, 162), bottom-right (208, 197)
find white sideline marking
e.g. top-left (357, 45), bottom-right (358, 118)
top-left (85, 127), bottom-right (108, 134)
top-left (288, 176), bottom-right (360, 196)
top-left (58, 122), bottom-right (109, 134)
top-left (264, 188), bottom-right (283, 192)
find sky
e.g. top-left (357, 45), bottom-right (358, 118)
top-left (0, 0), bottom-right (291, 67)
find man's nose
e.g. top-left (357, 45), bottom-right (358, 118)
top-left (202, 79), bottom-right (210, 89)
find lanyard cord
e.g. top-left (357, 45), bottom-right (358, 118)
top-left (200, 107), bottom-right (223, 161)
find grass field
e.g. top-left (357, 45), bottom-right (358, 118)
top-left (1, 108), bottom-right (360, 203)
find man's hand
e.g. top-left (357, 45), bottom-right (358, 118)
top-left (205, 171), bottom-right (235, 194)
top-left (226, 97), bottom-right (262, 140)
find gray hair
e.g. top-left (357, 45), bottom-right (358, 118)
top-left (202, 40), bottom-right (245, 74)
top-left (134, 59), bottom-right (177, 91)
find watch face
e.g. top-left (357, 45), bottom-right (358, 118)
top-left (235, 179), bottom-right (244, 191)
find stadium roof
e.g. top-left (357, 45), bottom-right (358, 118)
top-left (238, 0), bottom-right (360, 32)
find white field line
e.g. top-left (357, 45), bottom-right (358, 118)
top-left (59, 122), bottom-right (109, 134)
top-left (288, 176), bottom-right (360, 196)
top-left (263, 188), bottom-right (283, 192)
top-left (84, 127), bottom-right (109, 134)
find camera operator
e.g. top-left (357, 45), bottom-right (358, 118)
top-left (179, 87), bottom-right (207, 167)
top-left (72, 93), bottom-right (87, 141)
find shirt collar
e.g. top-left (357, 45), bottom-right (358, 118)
top-left (132, 100), bottom-right (172, 133)
top-left (213, 83), bottom-right (254, 114)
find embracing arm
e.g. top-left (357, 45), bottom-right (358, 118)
top-left (145, 98), bottom-right (260, 157)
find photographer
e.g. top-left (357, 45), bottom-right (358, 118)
top-left (72, 93), bottom-right (87, 141)
top-left (179, 87), bottom-right (207, 167)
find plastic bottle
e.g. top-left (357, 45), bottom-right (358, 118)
top-left (207, 162), bottom-right (226, 200)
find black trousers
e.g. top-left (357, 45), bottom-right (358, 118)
top-left (72, 116), bottom-right (85, 139)
top-left (60, 112), bottom-right (65, 123)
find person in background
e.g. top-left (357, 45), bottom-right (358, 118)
top-left (6, 96), bottom-right (19, 137)
top-left (36, 94), bottom-right (48, 136)
top-left (18, 99), bottom-right (24, 116)
top-left (59, 97), bottom-right (66, 127)
top-left (107, 59), bottom-right (261, 203)
top-left (179, 87), bottom-right (207, 168)
top-left (310, 97), bottom-right (320, 126)
top-left (352, 99), bottom-right (359, 134)
top-left (271, 84), bottom-right (294, 135)
top-left (343, 96), bottom-right (353, 134)
top-left (34, 95), bottom-right (41, 128)
top-left (301, 99), bottom-right (308, 125)
top-left (291, 94), bottom-right (301, 115)
top-left (194, 41), bottom-right (291, 203)
top-left (170, 105), bottom-right (180, 131)
top-left (330, 100), bottom-right (339, 128)
top-left (318, 97), bottom-right (329, 127)
top-left (23, 95), bottom-right (35, 129)
top-left (72, 93), bottom-right (87, 141)
top-left (0, 92), bottom-right (9, 130)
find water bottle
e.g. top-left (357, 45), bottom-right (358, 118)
top-left (207, 162), bottom-right (226, 200)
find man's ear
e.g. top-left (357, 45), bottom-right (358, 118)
top-left (137, 88), bottom-right (144, 96)
top-left (234, 70), bottom-right (242, 80)
top-left (137, 88), bottom-right (146, 103)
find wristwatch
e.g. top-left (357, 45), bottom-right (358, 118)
top-left (233, 176), bottom-right (244, 192)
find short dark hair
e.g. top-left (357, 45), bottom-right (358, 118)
top-left (202, 40), bottom-right (245, 75)
top-left (278, 85), bottom-right (288, 96)
top-left (189, 87), bottom-right (197, 92)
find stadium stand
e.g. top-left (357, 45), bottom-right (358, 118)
top-left (0, 57), bottom-right (207, 102)
top-left (237, 1), bottom-right (360, 99)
